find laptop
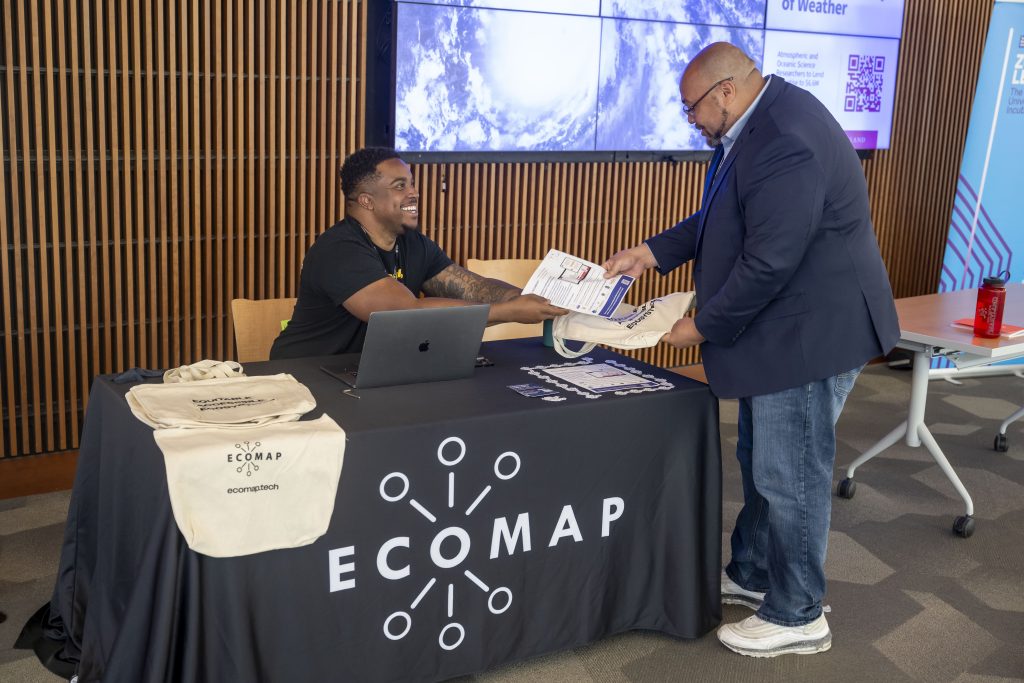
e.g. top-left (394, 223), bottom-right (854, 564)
top-left (321, 305), bottom-right (490, 389)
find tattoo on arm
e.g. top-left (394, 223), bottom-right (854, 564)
top-left (423, 265), bottom-right (519, 303)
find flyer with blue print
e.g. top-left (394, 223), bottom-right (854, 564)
top-left (523, 249), bottom-right (634, 318)
top-left (540, 362), bottom-right (659, 393)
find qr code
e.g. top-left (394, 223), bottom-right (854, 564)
top-left (844, 55), bottom-right (885, 113)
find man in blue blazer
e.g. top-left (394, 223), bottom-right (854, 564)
top-left (604, 42), bottom-right (899, 657)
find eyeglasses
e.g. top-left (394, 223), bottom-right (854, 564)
top-left (683, 76), bottom-right (734, 117)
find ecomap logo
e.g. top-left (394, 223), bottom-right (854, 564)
top-left (376, 436), bottom-right (516, 651)
top-left (327, 435), bottom-right (625, 653)
top-left (226, 440), bottom-right (283, 477)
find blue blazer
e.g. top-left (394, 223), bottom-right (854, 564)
top-left (647, 76), bottom-right (899, 399)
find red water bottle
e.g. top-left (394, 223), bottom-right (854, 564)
top-left (973, 272), bottom-right (1009, 338)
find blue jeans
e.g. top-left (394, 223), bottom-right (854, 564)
top-left (725, 365), bottom-right (862, 626)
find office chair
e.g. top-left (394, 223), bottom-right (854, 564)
top-left (466, 258), bottom-right (542, 341)
top-left (230, 297), bottom-right (297, 362)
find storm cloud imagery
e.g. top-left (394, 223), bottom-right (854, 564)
top-left (394, 1), bottom-right (767, 153)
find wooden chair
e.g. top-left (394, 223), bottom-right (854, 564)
top-left (466, 258), bottom-right (543, 341)
top-left (230, 297), bottom-right (297, 362)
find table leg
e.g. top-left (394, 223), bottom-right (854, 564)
top-left (916, 423), bottom-right (974, 516)
top-left (998, 405), bottom-right (1024, 434)
top-left (844, 421), bottom-right (908, 479)
top-left (995, 404), bottom-right (1024, 452)
top-left (838, 349), bottom-right (976, 537)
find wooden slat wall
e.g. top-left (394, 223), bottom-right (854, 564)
top-left (0, 0), bottom-right (365, 457)
top-left (0, 0), bottom-right (993, 458)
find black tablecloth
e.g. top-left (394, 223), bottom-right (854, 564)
top-left (19, 340), bottom-right (722, 682)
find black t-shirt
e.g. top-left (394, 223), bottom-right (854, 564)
top-left (269, 217), bottom-right (453, 358)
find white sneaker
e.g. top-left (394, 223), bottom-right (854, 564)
top-left (721, 570), bottom-right (766, 610)
top-left (717, 613), bottom-right (832, 657)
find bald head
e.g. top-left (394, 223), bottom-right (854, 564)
top-left (684, 43), bottom-right (758, 87)
top-left (679, 42), bottom-right (765, 147)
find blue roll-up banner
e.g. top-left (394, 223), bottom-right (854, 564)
top-left (936, 0), bottom-right (1024, 367)
top-left (940, 0), bottom-right (1024, 293)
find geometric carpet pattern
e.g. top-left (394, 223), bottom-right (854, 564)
top-left (2, 364), bottom-right (1023, 682)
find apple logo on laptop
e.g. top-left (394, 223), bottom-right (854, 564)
top-left (418, 339), bottom-right (430, 352)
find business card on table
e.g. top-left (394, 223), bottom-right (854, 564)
top-left (508, 383), bottom-right (559, 398)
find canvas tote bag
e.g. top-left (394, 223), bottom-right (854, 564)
top-left (163, 359), bottom-right (245, 383)
top-left (552, 291), bottom-right (695, 358)
top-left (154, 414), bottom-right (346, 557)
top-left (126, 373), bottom-right (316, 429)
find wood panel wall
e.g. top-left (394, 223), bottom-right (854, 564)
top-left (0, 0), bottom-right (994, 459)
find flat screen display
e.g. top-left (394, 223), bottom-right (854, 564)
top-left (377, 0), bottom-right (905, 157)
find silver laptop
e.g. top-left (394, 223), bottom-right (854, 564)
top-left (321, 305), bottom-right (490, 389)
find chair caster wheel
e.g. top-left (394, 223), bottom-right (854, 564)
top-left (837, 478), bottom-right (856, 499)
top-left (994, 433), bottom-right (1008, 452)
top-left (953, 515), bottom-right (975, 538)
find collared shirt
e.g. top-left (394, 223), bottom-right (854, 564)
top-left (719, 75), bottom-right (772, 161)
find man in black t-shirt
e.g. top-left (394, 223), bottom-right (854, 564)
top-left (270, 147), bottom-right (566, 359)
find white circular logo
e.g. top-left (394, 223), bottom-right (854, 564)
top-left (379, 436), bottom-right (519, 651)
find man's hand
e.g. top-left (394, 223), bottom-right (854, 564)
top-left (602, 244), bottom-right (658, 279)
top-left (662, 316), bottom-right (704, 350)
top-left (490, 294), bottom-right (569, 324)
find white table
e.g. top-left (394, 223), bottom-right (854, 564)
top-left (838, 285), bottom-right (1024, 537)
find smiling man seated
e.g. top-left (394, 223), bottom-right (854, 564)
top-left (270, 147), bottom-right (566, 359)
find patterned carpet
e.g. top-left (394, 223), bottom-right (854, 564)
top-left (2, 363), bottom-right (1023, 682)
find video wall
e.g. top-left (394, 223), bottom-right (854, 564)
top-left (388, 0), bottom-right (904, 155)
